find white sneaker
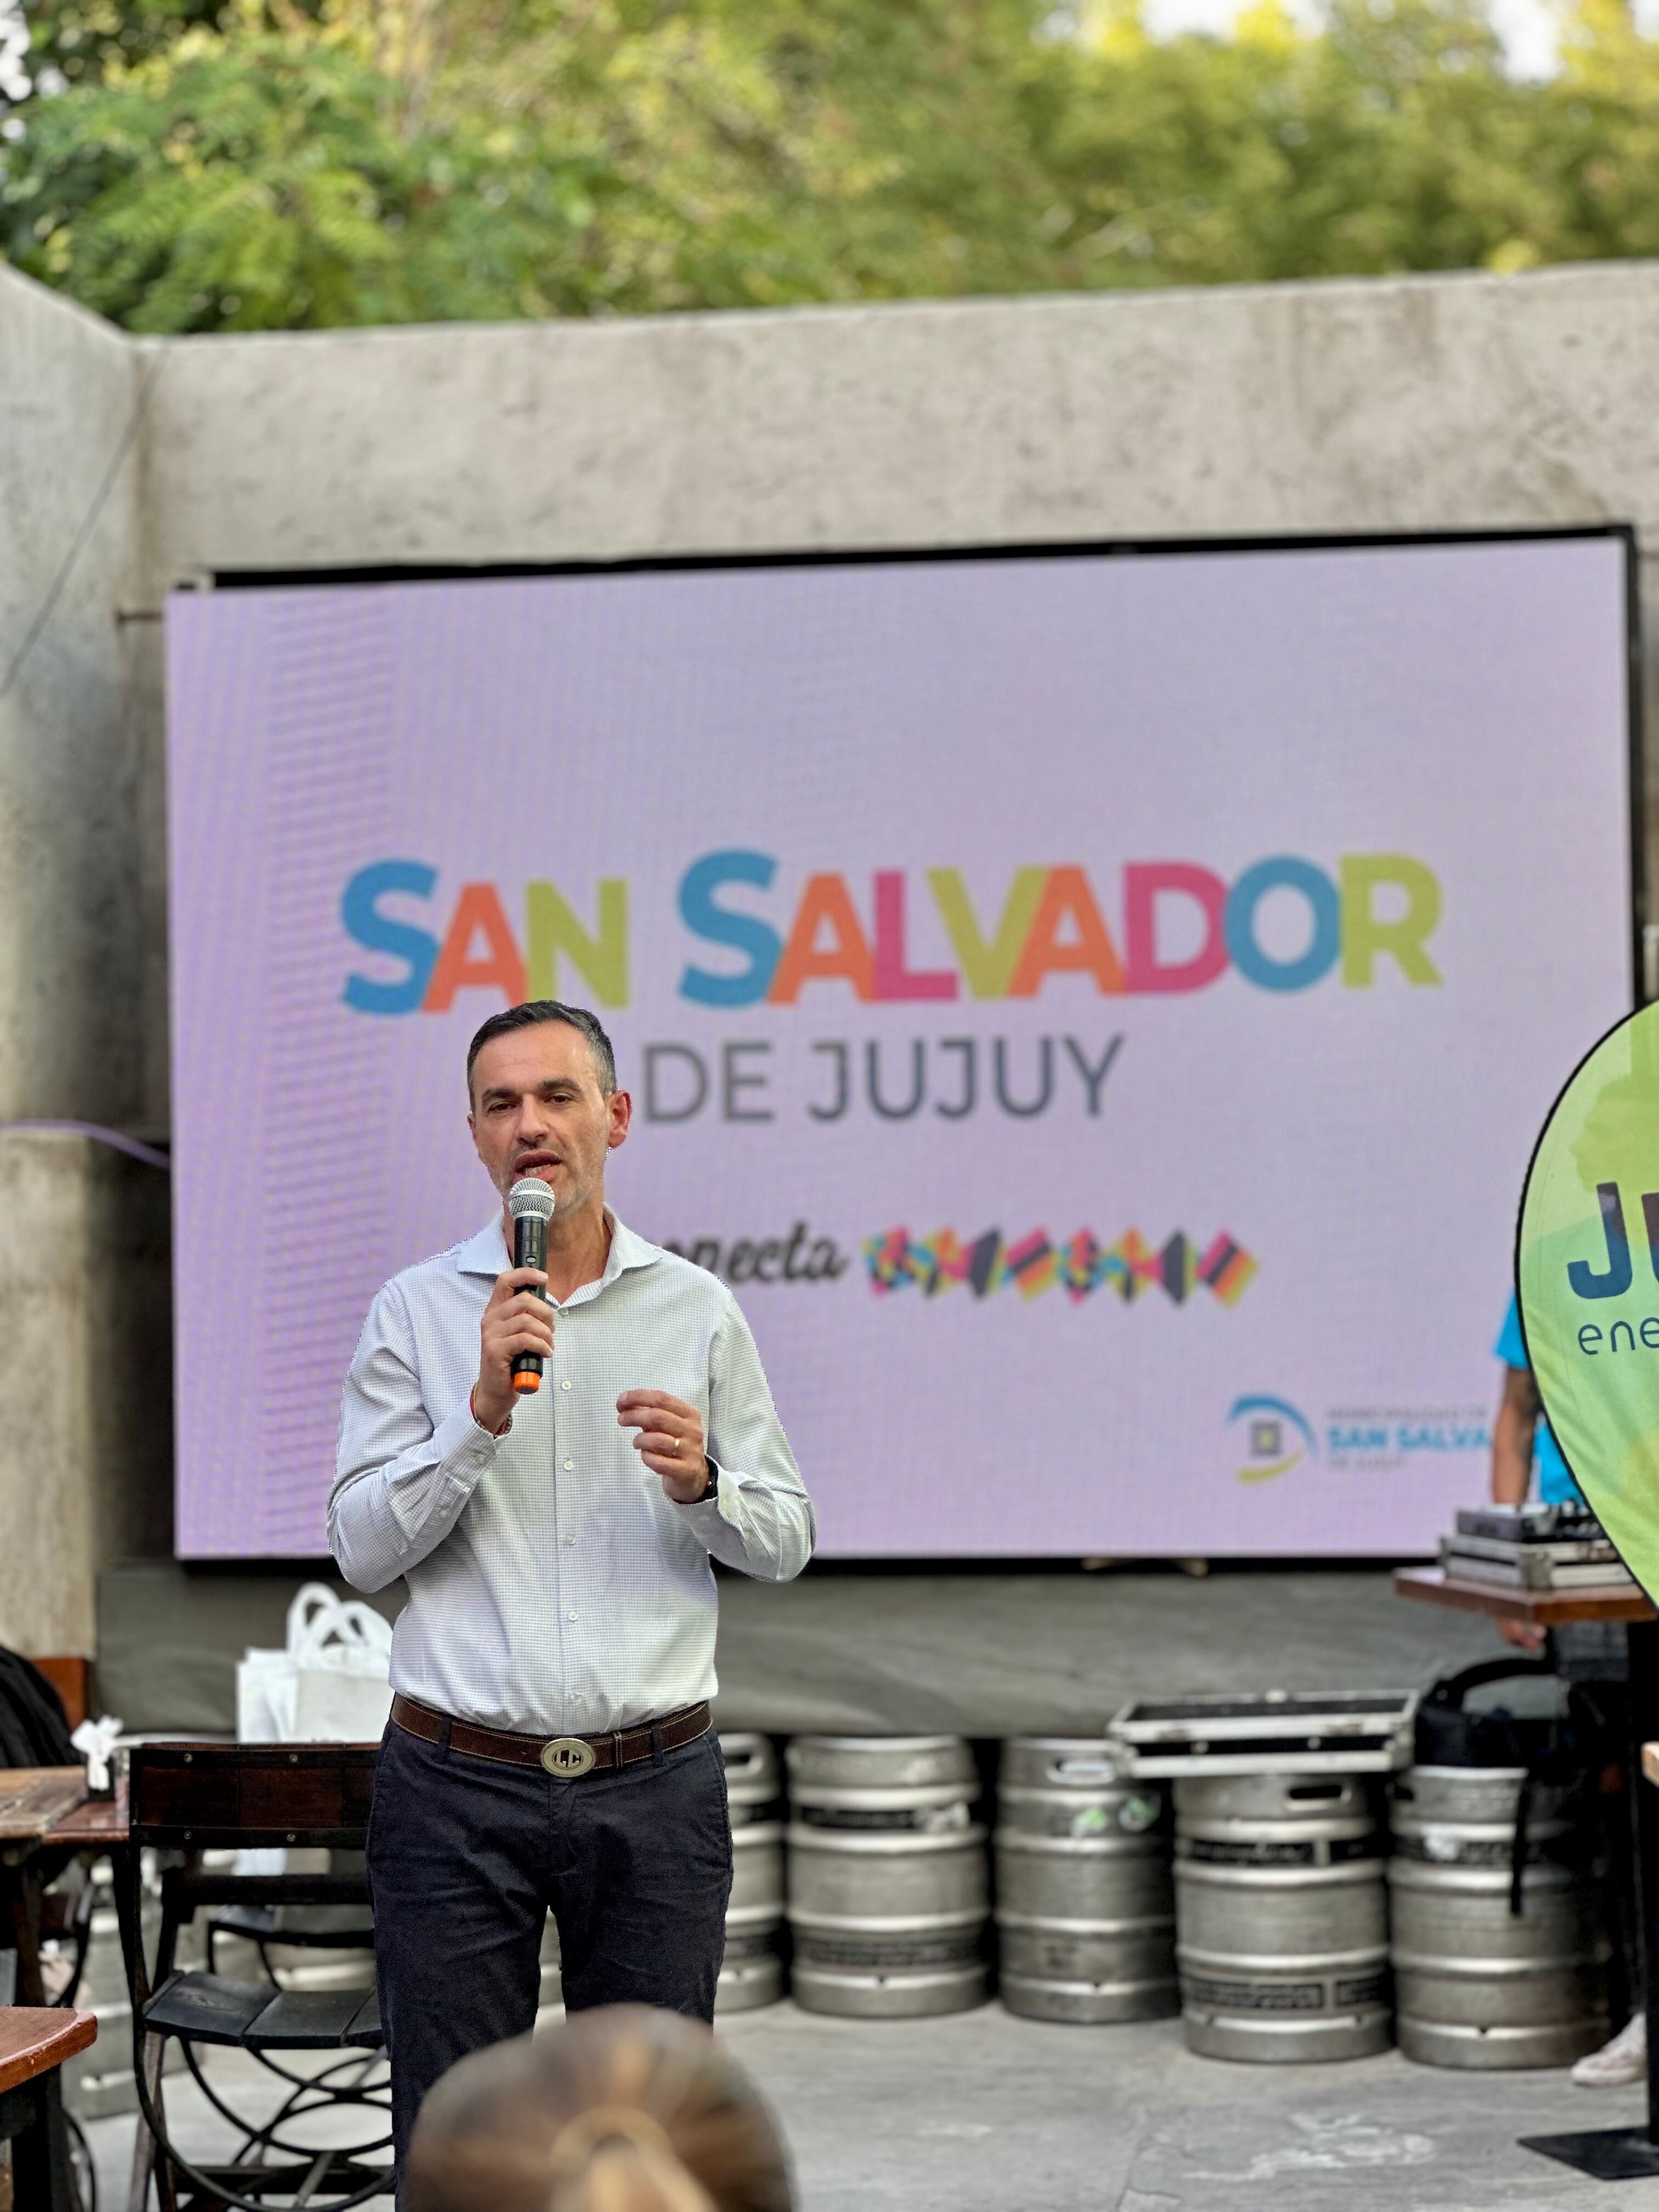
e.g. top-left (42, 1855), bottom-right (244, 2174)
top-left (1572, 2012), bottom-right (1647, 2087)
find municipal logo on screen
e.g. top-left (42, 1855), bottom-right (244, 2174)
top-left (1227, 1396), bottom-right (1317, 1483)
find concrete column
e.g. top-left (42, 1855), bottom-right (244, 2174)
top-left (0, 270), bottom-right (146, 1126)
top-left (0, 1132), bottom-right (171, 1654)
top-left (0, 275), bottom-right (164, 1650)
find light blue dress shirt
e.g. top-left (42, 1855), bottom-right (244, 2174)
top-left (330, 1211), bottom-right (815, 1735)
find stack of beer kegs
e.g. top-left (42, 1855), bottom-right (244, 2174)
top-left (1173, 1774), bottom-right (1393, 2061)
top-left (995, 1739), bottom-right (1177, 2024)
top-left (1389, 1765), bottom-right (1608, 2068)
top-left (718, 1733), bottom-right (787, 2013)
top-left (1391, 1658), bottom-right (1610, 2068)
top-left (787, 1736), bottom-right (989, 2017)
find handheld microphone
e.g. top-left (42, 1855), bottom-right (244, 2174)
top-left (507, 1177), bottom-right (555, 1394)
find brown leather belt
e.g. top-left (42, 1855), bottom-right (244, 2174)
top-left (390, 1693), bottom-right (712, 1779)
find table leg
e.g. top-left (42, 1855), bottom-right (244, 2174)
top-left (1522, 1615), bottom-right (1659, 2179)
top-left (8, 1860), bottom-right (45, 2006)
top-left (5, 2069), bottom-right (76, 2212)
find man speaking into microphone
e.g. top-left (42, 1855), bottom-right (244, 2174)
top-left (329, 999), bottom-right (814, 2183)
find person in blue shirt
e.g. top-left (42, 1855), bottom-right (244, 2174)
top-left (1492, 1293), bottom-right (1582, 1521)
top-left (1490, 1293), bottom-right (1641, 2086)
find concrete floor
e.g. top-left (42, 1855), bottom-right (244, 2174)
top-left (82, 2005), bottom-right (1659, 2212)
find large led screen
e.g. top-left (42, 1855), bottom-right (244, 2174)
top-left (167, 532), bottom-right (1636, 1558)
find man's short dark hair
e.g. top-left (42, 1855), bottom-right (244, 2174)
top-left (466, 1002), bottom-right (618, 1098)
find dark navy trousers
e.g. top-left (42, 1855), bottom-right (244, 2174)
top-left (366, 1720), bottom-right (732, 2185)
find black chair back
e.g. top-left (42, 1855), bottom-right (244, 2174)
top-left (128, 1742), bottom-right (377, 1851)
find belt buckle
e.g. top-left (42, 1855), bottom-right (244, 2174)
top-left (540, 1736), bottom-right (597, 1779)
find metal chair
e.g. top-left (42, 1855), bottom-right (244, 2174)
top-left (205, 1853), bottom-right (375, 1985)
top-left (121, 1742), bottom-right (389, 2211)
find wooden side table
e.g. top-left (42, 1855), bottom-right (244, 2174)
top-left (0, 2006), bottom-right (96, 2211)
top-left (1392, 1564), bottom-right (1655, 1630)
top-left (1395, 1567), bottom-right (1659, 2180)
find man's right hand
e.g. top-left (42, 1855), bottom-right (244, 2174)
top-left (473, 1267), bottom-right (553, 1434)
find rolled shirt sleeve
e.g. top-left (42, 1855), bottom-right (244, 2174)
top-left (679, 1296), bottom-right (816, 1581)
top-left (329, 1283), bottom-right (500, 1593)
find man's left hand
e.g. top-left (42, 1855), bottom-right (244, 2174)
top-left (617, 1390), bottom-right (712, 1503)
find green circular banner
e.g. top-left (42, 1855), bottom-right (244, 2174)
top-left (1519, 999), bottom-right (1659, 1594)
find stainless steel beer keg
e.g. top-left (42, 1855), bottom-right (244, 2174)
top-left (787, 1736), bottom-right (988, 2018)
top-left (1174, 1772), bottom-right (1391, 2061)
top-left (1389, 1765), bottom-right (1607, 2069)
top-left (995, 1739), bottom-right (1176, 2024)
top-left (718, 1733), bottom-right (787, 2014)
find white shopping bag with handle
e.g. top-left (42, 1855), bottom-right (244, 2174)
top-left (234, 1583), bottom-right (392, 1886)
top-left (236, 1583), bottom-right (394, 1744)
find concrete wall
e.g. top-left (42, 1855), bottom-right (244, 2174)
top-left (59, 258), bottom-right (1659, 1140)
top-left (8, 253), bottom-right (1659, 1647)
top-left (0, 275), bottom-right (148, 1124)
top-left (136, 262), bottom-right (1659, 932)
top-left (141, 265), bottom-right (1659, 572)
top-left (0, 276), bottom-right (165, 1654)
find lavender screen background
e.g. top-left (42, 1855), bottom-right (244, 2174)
top-left (166, 538), bottom-right (1633, 1557)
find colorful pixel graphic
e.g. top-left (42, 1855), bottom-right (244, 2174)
top-left (862, 1228), bottom-right (1257, 1306)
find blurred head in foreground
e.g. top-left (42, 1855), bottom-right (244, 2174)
top-left (405, 2005), bottom-right (794, 2212)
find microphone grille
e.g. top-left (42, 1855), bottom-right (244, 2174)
top-left (508, 1177), bottom-right (556, 1222)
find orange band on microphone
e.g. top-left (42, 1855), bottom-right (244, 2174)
top-left (512, 1370), bottom-right (541, 1395)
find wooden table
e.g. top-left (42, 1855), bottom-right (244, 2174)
top-left (0, 1776), bottom-right (142, 2210)
top-left (0, 1769), bottom-right (132, 2010)
top-left (1395, 1567), bottom-right (1659, 2181)
top-left (0, 1771), bottom-right (95, 1843)
top-left (42, 1782), bottom-right (129, 1853)
top-left (1, 1771), bottom-right (96, 2010)
top-left (1392, 1564), bottom-right (1657, 1628)
top-left (0, 2006), bottom-right (96, 2210)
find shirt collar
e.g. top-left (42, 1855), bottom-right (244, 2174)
top-left (454, 1207), bottom-right (662, 1301)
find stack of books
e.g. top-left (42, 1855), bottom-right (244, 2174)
top-left (1439, 1502), bottom-right (1635, 1590)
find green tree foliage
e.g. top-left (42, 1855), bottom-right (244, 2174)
top-left (16, 0), bottom-right (266, 94)
top-left (1040, 0), bottom-right (1659, 283)
top-left (3, 20), bottom-right (609, 326)
top-left (5, 0), bottom-right (1659, 331)
top-left (452, 0), bottom-right (1084, 305)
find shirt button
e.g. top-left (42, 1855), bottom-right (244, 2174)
top-left (564, 1534), bottom-right (576, 1547)
top-left (563, 1459), bottom-right (574, 1471)
top-left (566, 1611), bottom-right (578, 1622)
top-left (560, 1379), bottom-right (572, 1391)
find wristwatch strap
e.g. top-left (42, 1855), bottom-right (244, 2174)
top-left (678, 1458), bottom-right (718, 1505)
